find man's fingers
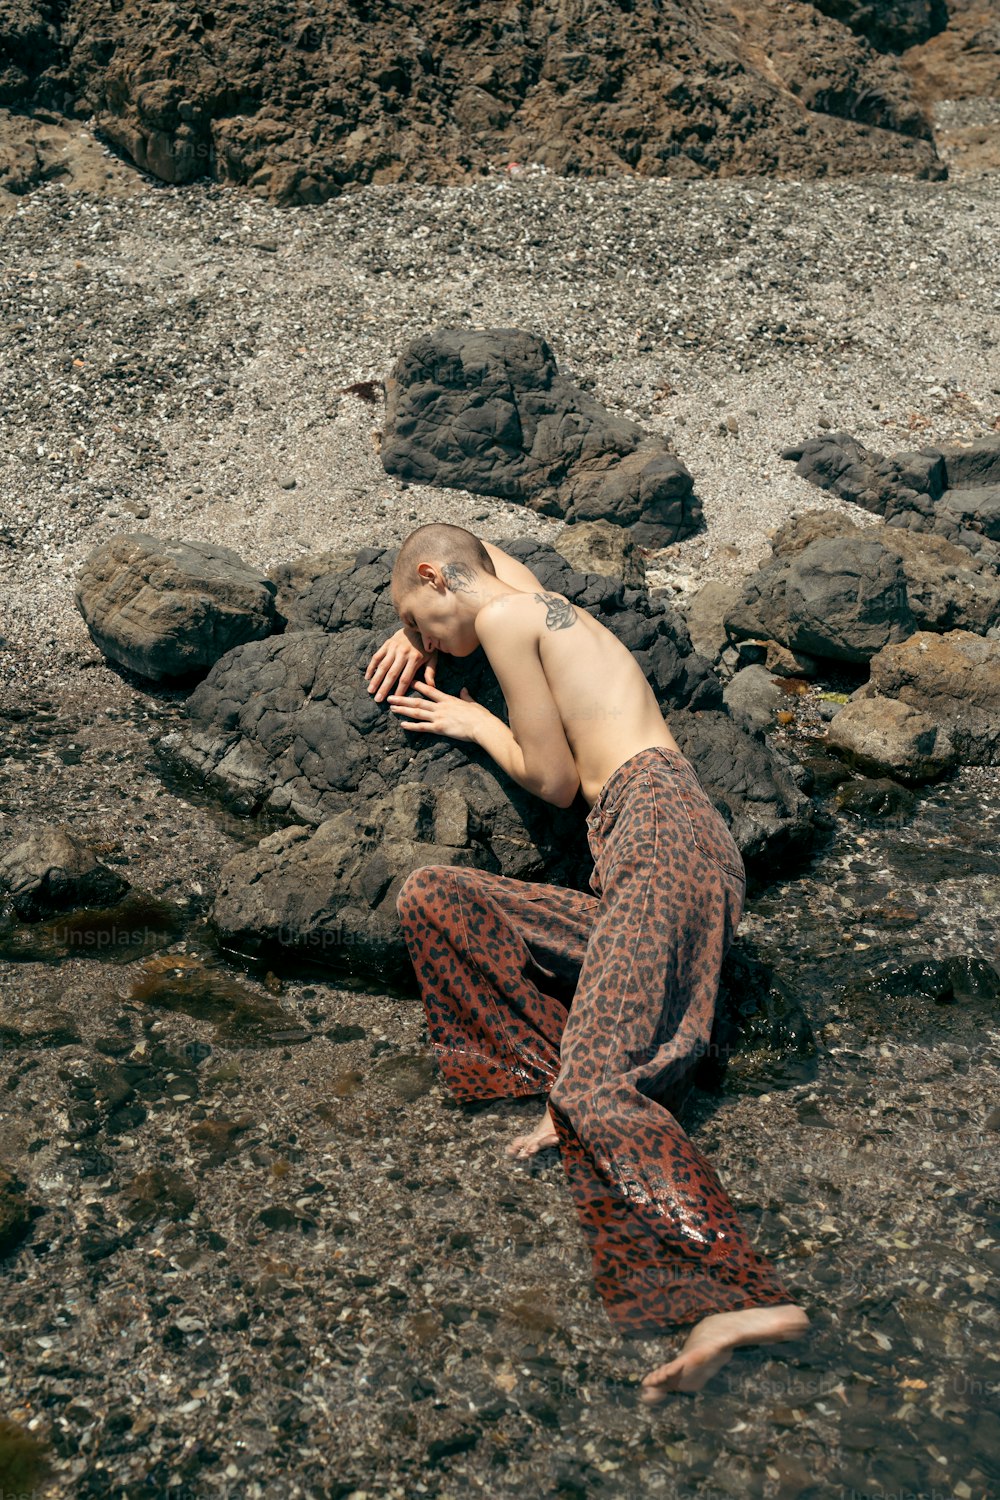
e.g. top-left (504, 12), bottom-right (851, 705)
top-left (369, 662), bottom-right (398, 700)
top-left (424, 661), bottom-right (436, 688)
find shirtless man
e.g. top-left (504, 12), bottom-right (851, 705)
top-left (366, 523), bottom-right (810, 1399)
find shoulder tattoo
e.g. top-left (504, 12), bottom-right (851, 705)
top-left (533, 591), bottom-right (577, 631)
top-left (441, 560), bottom-right (476, 592)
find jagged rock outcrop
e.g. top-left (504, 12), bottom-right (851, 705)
top-left (158, 540), bottom-right (814, 972)
top-left (725, 510), bottom-right (1000, 664)
top-left (382, 329), bottom-right (702, 547)
top-left (0, 0), bottom-right (61, 106)
top-left (781, 431), bottom-right (1000, 557)
top-left (2, 0), bottom-right (943, 205)
top-left (74, 533), bottom-right (279, 681)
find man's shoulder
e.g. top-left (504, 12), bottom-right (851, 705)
top-left (476, 590), bottom-right (544, 631)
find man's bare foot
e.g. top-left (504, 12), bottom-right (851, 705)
top-left (640, 1302), bottom-right (811, 1402)
top-left (506, 1104), bottom-right (559, 1159)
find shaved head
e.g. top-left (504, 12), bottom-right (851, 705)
top-left (392, 523), bottom-right (496, 603)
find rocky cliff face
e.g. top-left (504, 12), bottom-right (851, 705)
top-left (2, 0), bottom-right (946, 204)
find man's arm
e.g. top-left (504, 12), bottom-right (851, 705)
top-left (474, 600), bottom-right (580, 807)
top-left (389, 596), bottom-right (580, 808)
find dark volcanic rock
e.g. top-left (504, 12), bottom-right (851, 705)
top-left (813, 0), bottom-right (948, 53)
top-left (670, 711), bottom-right (813, 867)
top-left (15, 0), bottom-right (941, 205)
top-left (382, 328), bottom-right (702, 547)
top-left (781, 431), bottom-right (1000, 556)
top-left (74, 533), bottom-right (279, 681)
top-left (210, 798), bottom-right (485, 979)
top-left (0, 1164), bottom-right (31, 1256)
top-left (158, 541), bottom-right (814, 971)
top-left (0, 827), bottom-right (129, 921)
top-left (0, 0), bottom-right (61, 106)
top-left (725, 510), bottom-right (1000, 664)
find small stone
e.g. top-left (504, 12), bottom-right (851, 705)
top-left (276, 475), bottom-right (297, 490)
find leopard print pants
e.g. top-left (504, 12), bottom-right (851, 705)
top-left (396, 746), bottom-right (796, 1335)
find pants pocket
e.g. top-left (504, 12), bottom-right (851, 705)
top-left (675, 773), bottom-right (745, 881)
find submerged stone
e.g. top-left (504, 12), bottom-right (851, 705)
top-left (0, 892), bottom-right (185, 964)
top-left (833, 777), bottom-right (917, 822)
top-left (128, 955), bottom-right (310, 1047)
top-left (120, 1166), bottom-right (197, 1224)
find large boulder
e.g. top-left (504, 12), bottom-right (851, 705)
top-left (158, 541), bottom-right (814, 971)
top-left (381, 328), bottom-right (702, 547)
top-left (0, 827), bottom-right (129, 921)
top-left (825, 696), bottom-right (957, 784)
top-left (865, 630), bottom-right (1000, 765)
top-left (74, 534), bottom-right (279, 680)
top-left (781, 431), bottom-right (1000, 558)
top-left (725, 510), bottom-right (1000, 664)
top-left (210, 800), bottom-right (484, 979)
top-left (157, 540), bottom-right (723, 844)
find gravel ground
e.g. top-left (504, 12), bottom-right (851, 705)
top-left (0, 134), bottom-right (999, 1500)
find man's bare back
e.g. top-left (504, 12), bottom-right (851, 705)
top-left (474, 586), bottom-right (680, 805)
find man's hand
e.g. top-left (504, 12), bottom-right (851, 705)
top-left (365, 627), bottom-right (437, 703)
top-left (387, 681), bottom-right (483, 741)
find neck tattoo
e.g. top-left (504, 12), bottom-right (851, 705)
top-left (441, 561), bottom-right (477, 593)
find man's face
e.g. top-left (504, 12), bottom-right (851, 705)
top-left (395, 575), bottom-right (478, 658)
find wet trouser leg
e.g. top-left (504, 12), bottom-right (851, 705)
top-left (395, 863), bottom-right (597, 1100)
top-left (396, 748), bottom-right (795, 1335)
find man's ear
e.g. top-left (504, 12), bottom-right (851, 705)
top-left (416, 561), bottom-right (440, 587)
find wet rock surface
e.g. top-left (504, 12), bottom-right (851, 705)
top-left (2, 702), bottom-right (998, 1497)
top-left (725, 508), bottom-right (1000, 663)
top-left (74, 532), bottom-right (279, 681)
top-left (382, 327), bottom-right (703, 546)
